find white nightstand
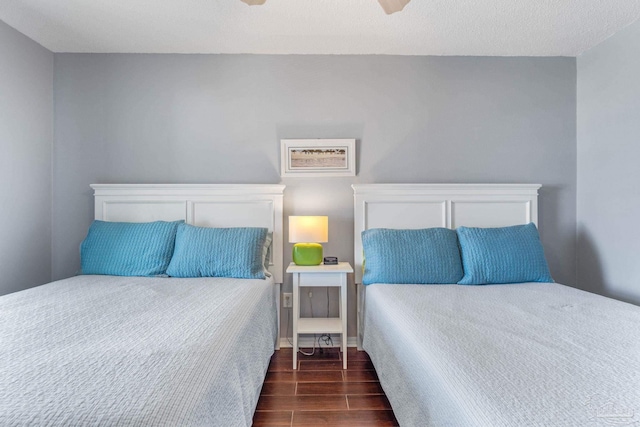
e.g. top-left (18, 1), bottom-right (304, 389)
top-left (287, 262), bottom-right (353, 370)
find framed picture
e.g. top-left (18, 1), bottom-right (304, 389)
top-left (280, 139), bottom-right (356, 177)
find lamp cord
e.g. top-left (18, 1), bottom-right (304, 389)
top-left (287, 292), bottom-right (319, 356)
top-left (286, 287), bottom-right (334, 356)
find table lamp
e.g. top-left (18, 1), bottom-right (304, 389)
top-left (289, 216), bottom-right (328, 266)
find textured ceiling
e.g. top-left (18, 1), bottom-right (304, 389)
top-left (1, 0), bottom-right (640, 56)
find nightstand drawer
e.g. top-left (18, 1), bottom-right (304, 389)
top-left (297, 273), bottom-right (342, 287)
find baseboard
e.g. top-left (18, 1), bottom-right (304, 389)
top-left (279, 336), bottom-right (358, 348)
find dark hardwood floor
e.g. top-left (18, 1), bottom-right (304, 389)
top-left (253, 347), bottom-right (399, 426)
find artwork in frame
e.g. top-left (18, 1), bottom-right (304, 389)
top-left (281, 139), bottom-right (356, 177)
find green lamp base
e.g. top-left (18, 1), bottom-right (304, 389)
top-left (292, 243), bottom-right (323, 266)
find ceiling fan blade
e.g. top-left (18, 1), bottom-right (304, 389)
top-left (238, 0), bottom-right (410, 14)
top-left (377, 0), bottom-right (411, 14)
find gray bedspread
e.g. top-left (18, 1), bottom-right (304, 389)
top-left (363, 282), bottom-right (640, 427)
top-left (0, 275), bottom-right (277, 426)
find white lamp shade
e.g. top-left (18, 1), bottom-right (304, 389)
top-left (289, 216), bottom-right (328, 243)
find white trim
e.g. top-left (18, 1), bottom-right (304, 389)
top-left (91, 183), bottom-right (286, 196)
top-left (351, 183), bottom-right (540, 196)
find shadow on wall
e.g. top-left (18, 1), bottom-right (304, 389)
top-left (537, 185), bottom-right (571, 286)
top-left (577, 227), bottom-right (605, 296)
top-left (577, 228), bottom-right (640, 306)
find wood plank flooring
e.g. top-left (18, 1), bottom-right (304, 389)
top-left (253, 347), bottom-right (399, 426)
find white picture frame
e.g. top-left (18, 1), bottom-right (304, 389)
top-left (280, 139), bottom-right (356, 177)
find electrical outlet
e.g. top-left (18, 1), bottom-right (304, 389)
top-left (283, 293), bottom-right (293, 308)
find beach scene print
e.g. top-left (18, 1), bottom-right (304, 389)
top-left (290, 148), bottom-right (348, 170)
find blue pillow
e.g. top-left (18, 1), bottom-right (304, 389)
top-left (457, 222), bottom-right (553, 285)
top-left (166, 224), bottom-right (269, 279)
top-left (81, 220), bottom-right (183, 276)
top-left (362, 228), bottom-right (463, 285)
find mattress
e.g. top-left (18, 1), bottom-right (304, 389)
top-left (362, 282), bottom-right (640, 427)
top-left (0, 275), bottom-right (277, 427)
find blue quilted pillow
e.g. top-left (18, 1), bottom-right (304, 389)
top-left (81, 220), bottom-right (183, 276)
top-left (362, 228), bottom-right (463, 285)
top-left (457, 222), bottom-right (553, 285)
top-left (166, 224), bottom-right (269, 279)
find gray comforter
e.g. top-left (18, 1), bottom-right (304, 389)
top-left (0, 275), bottom-right (277, 426)
top-left (363, 282), bottom-right (640, 426)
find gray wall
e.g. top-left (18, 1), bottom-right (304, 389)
top-left (0, 21), bottom-right (53, 296)
top-left (53, 54), bottom-right (577, 336)
top-left (577, 19), bottom-right (640, 304)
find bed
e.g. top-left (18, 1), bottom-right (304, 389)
top-left (353, 184), bottom-right (640, 427)
top-left (0, 184), bottom-right (285, 427)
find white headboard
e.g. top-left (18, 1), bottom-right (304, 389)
top-left (352, 183), bottom-right (541, 285)
top-left (92, 184), bottom-right (286, 284)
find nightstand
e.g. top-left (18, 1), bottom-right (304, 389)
top-left (287, 262), bottom-right (353, 370)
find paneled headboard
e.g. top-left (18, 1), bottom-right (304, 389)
top-left (92, 184), bottom-right (286, 284)
top-left (352, 183), bottom-right (541, 285)
top-left (352, 183), bottom-right (541, 349)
